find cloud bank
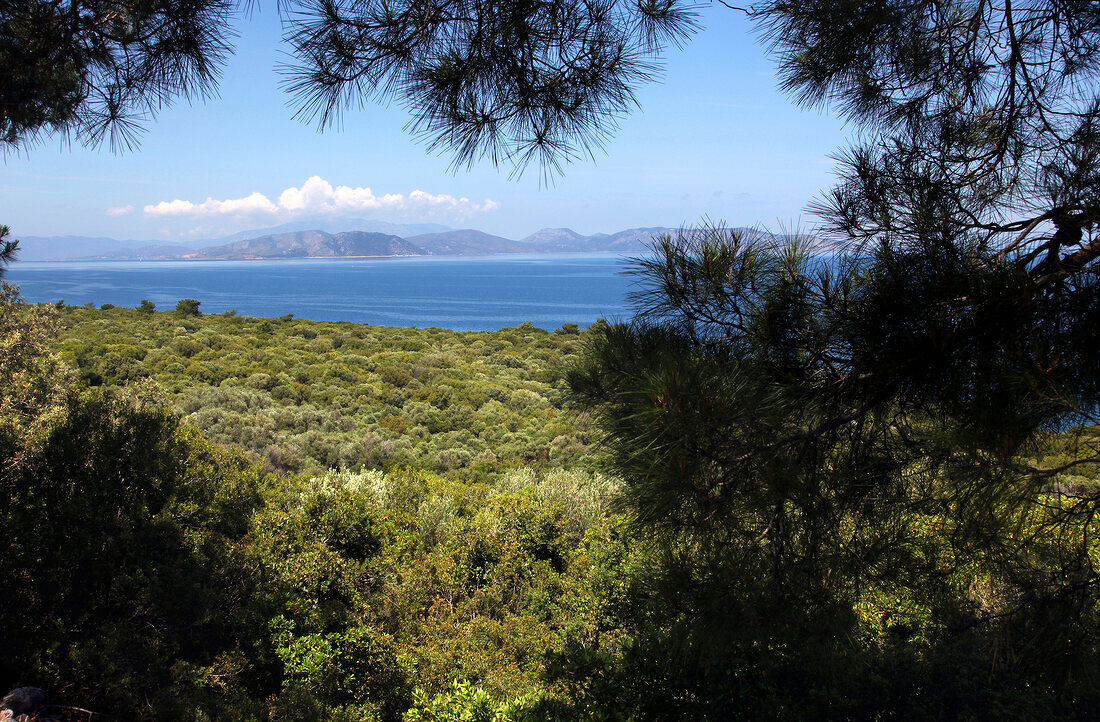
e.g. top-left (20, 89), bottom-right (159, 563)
top-left (143, 177), bottom-right (499, 221)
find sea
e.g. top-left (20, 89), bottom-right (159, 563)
top-left (4, 254), bottom-right (640, 331)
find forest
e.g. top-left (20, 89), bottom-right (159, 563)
top-left (6, 1), bottom-right (1100, 719)
top-left (0, 285), bottom-right (1097, 720)
top-left (51, 301), bottom-right (595, 478)
top-left (1, 291), bottom-right (621, 720)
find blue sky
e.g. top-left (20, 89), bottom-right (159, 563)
top-left (1, 3), bottom-right (850, 242)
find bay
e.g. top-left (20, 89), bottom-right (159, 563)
top-left (5, 254), bottom-right (638, 331)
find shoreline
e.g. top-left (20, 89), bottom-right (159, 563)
top-left (17, 250), bottom-right (625, 264)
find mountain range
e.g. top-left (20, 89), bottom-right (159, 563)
top-left (15, 221), bottom-right (688, 261)
top-left (178, 231), bottom-right (424, 260)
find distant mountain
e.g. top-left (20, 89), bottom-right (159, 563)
top-left (406, 229), bottom-right (525, 255)
top-left (94, 243), bottom-right (208, 260)
top-left (584, 227), bottom-right (676, 252)
top-left (209, 218), bottom-right (451, 244)
top-left (521, 226), bottom-right (675, 253)
top-left (185, 225), bottom-right (679, 259)
top-left (14, 224), bottom-right (751, 261)
top-left (519, 227), bottom-right (589, 250)
top-left (15, 235), bottom-right (193, 261)
top-left (179, 231), bottom-right (425, 259)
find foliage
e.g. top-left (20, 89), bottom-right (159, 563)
top-left (176, 298), bottom-right (203, 316)
top-left (1, 286), bottom-right (268, 720)
top-left (566, 1), bottom-right (1100, 710)
top-left (0, 282), bottom-right (75, 440)
top-left (3, 290), bottom-right (635, 718)
top-left (759, 1), bottom-right (1100, 280)
top-left (0, 383), bottom-right (269, 718)
top-left (281, 0), bottom-right (697, 175)
top-left (50, 306), bottom-right (596, 476)
top-left (7, 2), bottom-right (1100, 719)
top-left (238, 464), bottom-right (627, 719)
top-left (0, 225), bottom-right (17, 277)
top-left (11, 274), bottom-right (1100, 717)
top-left (0, 0), bottom-right (701, 175)
top-left (403, 680), bottom-right (540, 722)
top-left (0, 0), bottom-right (234, 152)
top-left (566, 219), bottom-right (1100, 714)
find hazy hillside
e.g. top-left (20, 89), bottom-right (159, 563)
top-left (519, 227), bottom-right (589, 250)
top-left (179, 230), bottom-right (424, 259)
top-left (211, 217), bottom-right (451, 244)
top-left (405, 229), bottom-right (526, 255)
top-left (16, 235), bottom-right (188, 261)
top-left (584, 227), bottom-right (676, 252)
top-left (15, 223), bottom-right (696, 260)
top-left (519, 226), bottom-right (675, 253)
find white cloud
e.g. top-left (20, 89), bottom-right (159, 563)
top-left (105, 204), bottom-right (134, 216)
top-left (144, 191), bottom-right (279, 218)
top-left (144, 199), bottom-right (200, 216)
top-left (143, 176), bottom-right (498, 221)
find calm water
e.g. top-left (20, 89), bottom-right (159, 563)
top-left (6, 254), bottom-right (638, 331)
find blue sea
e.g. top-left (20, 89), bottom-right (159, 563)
top-left (5, 254), bottom-right (639, 331)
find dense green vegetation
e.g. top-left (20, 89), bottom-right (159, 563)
top-left (51, 304), bottom-right (595, 477)
top-left (2, 289), bottom-right (625, 719)
top-left (561, 3), bottom-right (1100, 717)
top-left (570, 233), bottom-right (1100, 720)
top-left (7, 3), bottom-right (1100, 719)
top-left (0, 281), bottom-right (1097, 719)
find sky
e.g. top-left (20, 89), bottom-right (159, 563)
top-left (1, 3), bottom-right (852, 243)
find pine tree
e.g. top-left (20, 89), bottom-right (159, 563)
top-left (280, 0), bottom-right (699, 176)
top-left (0, 226), bottom-right (18, 278)
top-left (1, 0), bottom-right (235, 152)
top-left (568, 3), bottom-right (1100, 708)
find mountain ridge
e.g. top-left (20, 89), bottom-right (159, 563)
top-left (13, 224), bottom-right (732, 261)
top-left (178, 231), bottom-right (424, 260)
top-left (405, 229), bottom-right (526, 255)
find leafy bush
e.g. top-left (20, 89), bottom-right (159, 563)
top-left (51, 307), bottom-right (597, 476)
top-left (176, 298), bottom-right (202, 315)
top-left (0, 384), bottom-right (268, 719)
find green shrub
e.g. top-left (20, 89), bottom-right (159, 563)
top-left (175, 298), bottom-right (202, 316)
